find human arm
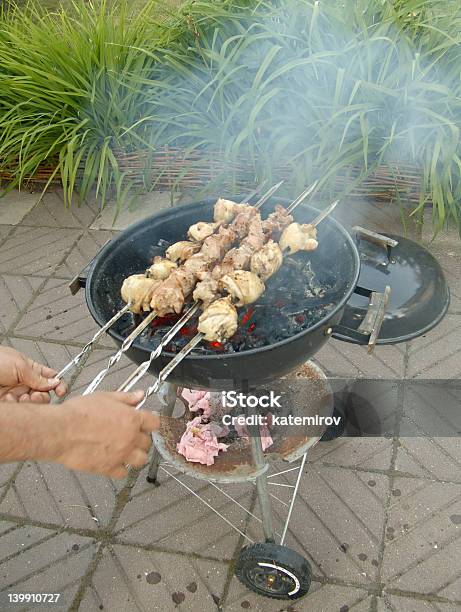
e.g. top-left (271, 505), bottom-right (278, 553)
top-left (0, 391), bottom-right (159, 479)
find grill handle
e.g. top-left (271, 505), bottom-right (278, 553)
top-left (353, 226), bottom-right (398, 264)
top-left (331, 285), bottom-right (391, 353)
top-left (68, 239), bottom-right (111, 295)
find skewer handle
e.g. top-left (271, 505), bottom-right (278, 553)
top-left (135, 333), bottom-right (204, 410)
top-left (56, 303), bottom-right (132, 380)
top-left (82, 310), bottom-right (158, 395)
top-left (117, 303), bottom-right (200, 393)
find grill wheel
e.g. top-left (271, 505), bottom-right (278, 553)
top-left (234, 543), bottom-right (312, 600)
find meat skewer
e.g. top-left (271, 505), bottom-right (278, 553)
top-left (55, 186), bottom-right (274, 382)
top-left (126, 191), bottom-right (331, 408)
top-left (119, 182), bottom-right (284, 318)
top-left (80, 182), bottom-right (284, 395)
top-left (149, 181), bottom-right (285, 317)
top-left (117, 183), bottom-right (319, 394)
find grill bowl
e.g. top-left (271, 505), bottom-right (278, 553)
top-left (85, 198), bottom-right (360, 389)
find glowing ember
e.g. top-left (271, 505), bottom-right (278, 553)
top-left (207, 341), bottom-right (225, 351)
top-left (240, 307), bottom-right (255, 325)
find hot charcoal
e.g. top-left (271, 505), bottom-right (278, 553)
top-left (125, 253), bottom-right (341, 355)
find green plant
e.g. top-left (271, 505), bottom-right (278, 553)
top-left (0, 0), bottom-right (183, 210)
top-left (144, 0), bottom-right (461, 233)
top-left (1, 0), bottom-right (461, 234)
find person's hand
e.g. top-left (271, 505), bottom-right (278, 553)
top-left (54, 391), bottom-right (159, 479)
top-left (0, 347), bottom-right (67, 403)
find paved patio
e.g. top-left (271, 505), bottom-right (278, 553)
top-left (0, 188), bottom-right (460, 611)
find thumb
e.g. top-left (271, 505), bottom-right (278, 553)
top-left (20, 362), bottom-right (60, 392)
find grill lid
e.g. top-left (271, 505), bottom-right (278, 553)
top-left (332, 227), bottom-right (449, 345)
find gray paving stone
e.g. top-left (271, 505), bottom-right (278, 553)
top-left (0, 460), bottom-right (120, 530)
top-left (13, 277), bottom-right (103, 345)
top-left (0, 276), bottom-right (44, 334)
top-left (0, 529), bottom-right (96, 610)
top-left (0, 191), bottom-right (38, 225)
top-left (308, 437), bottom-right (393, 472)
top-left (78, 544), bottom-right (227, 611)
top-left (54, 230), bottom-right (118, 279)
top-left (382, 476), bottom-right (461, 598)
top-left (0, 226), bottom-right (83, 276)
top-left (115, 465), bottom-right (257, 561)
top-left (224, 578), bottom-right (372, 611)
top-left (91, 192), bottom-right (178, 231)
top-left (406, 314), bottom-right (461, 379)
top-left (315, 341), bottom-right (406, 379)
top-left (20, 191), bottom-right (98, 229)
top-left (280, 465), bottom-right (388, 584)
top-left (395, 438), bottom-right (461, 483)
top-left (379, 593), bottom-right (459, 611)
top-left (423, 244), bottom-right (461, 314)
top-left (0, 225), bottom-right (13, 243)
top-left (0, 464), bottom-right (19, 490)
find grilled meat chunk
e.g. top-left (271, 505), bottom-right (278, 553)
top-left (213, 198), bottom-right (251, 224)
top-left (198, 296), bottom-right (238, 342)
top-left (183, 253), bottom-right (212, 280)
top-left (151, 276), bottom-right (185, 315)
top-left (121, 274), bottom-right (160, 314)
top-left (219, 270), bottom-right (265, 307)
top-left (188, 221), bottom-right (219, 242)
top-left (166, 241), bottom-right (201, 263)
top-left (151, 208), bottom-right (256, 316)
top-left (279, 222), bottom-right (318, 254)
top-left (193, 276), bottom-right (219, 307)
top-left (262, 205), bottom-right (293, 238)
top-left (146, 256), bottom-right (177, 280)
top-left (210, 215), bottom-right (264, 280)
top-left (250, 240), bottom-right (283, 281)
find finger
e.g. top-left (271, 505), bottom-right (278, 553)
top-left (19, 393), bottom-right (31, 402)
top-left (5, 392), bottom-right (19, 403)
top-left (99, 391), bottom-right (144, 406)
top-left (54, 380), bottom-right (68, 398)
top-left (136, 432), bottom-right (152, 452)
top-left (138, 410), bottom-right (160, 434)
top-left (21, 360), bottom-right (60, 392)
top-left (39, 365), bottom-right (59, 379)
top-left (125, 449), bottom-right (149, 468)
top-left (30, 391), bottom-right (51, 404)
top-left (7, 385), bottom-right (30, 399)
top-left (108, 466), bottom-right (129, 480)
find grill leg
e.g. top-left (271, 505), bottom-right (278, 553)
top-left (147, 382), bottom-right (178, 485)
top-left (250, 431), bottom-right (275, 543)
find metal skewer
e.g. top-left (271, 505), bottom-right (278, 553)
top-left (310, 199), bottom-right (339, 227)
top-left (135, 333), bottom-right (205, 411)
top-left (56, 185), bottom-right (270, 384)
top-left (81, 182), bottom-right (283, 395)
top-left (117, 302), bottom-right (201, 392)
top-left (253, 180), bottom-right (284, 208)
top-left (82, 310), bottom-right (161, 395)
top-left (286, 180), bottom-right (319, 213)
top-left (56, 303), bottom-right (132, 380)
